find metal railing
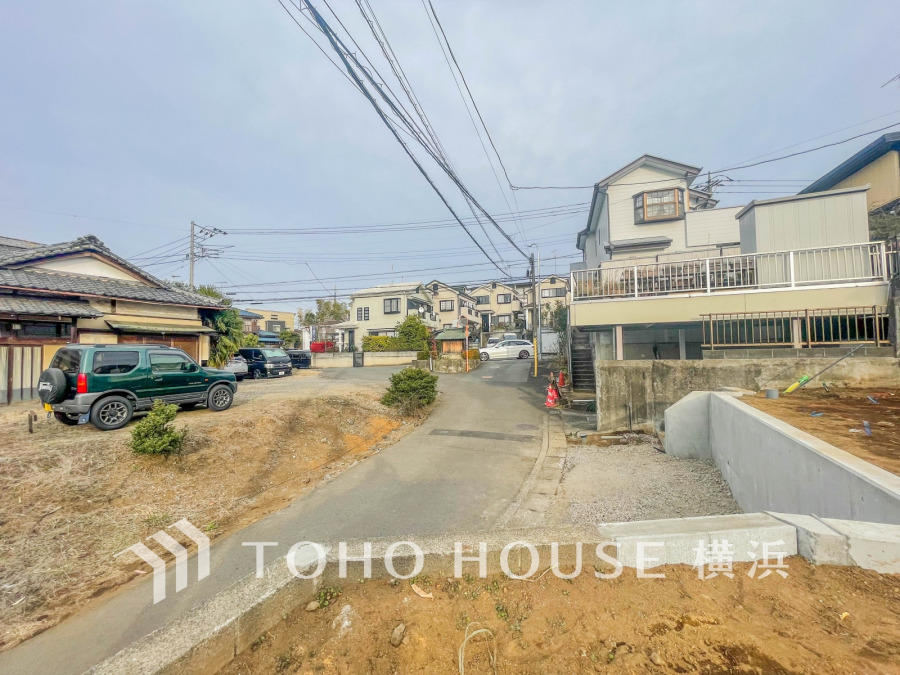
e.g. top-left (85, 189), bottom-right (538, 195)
top-left (702, 306), bottom-right (889, 349)
top-left (572, 241), bottom-right (892, 301)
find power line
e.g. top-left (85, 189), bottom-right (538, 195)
top-left (712, 121), bottom-right (900, 173)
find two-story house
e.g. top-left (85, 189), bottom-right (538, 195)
top-left (523, 275), bottom-right (570, 327)
top-left (335, 282), bottom-right (440, 349)
top-left (427, 280), bottom-right (481, 331)
top-left (568, 154), bottom-right (895, 388)
top-left (468, 281), bottom-right (525, 333)
top-left (0, 235), bottom-right (224, 404)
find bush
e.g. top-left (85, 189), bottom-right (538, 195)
top-left (416, 349), bottom-right (430, 360)
top-left (395, 315), bottom-right (429, 351)
top-left (381, 368), bottom-right (438, 413)
top-left (130, 400), bottom-right (187, 456)
top-left (464, 349), bottom-right (479, 360)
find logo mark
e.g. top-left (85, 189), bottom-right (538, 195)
top-left (115, 519), bottom-right (210, 603)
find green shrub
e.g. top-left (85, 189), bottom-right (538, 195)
top-left (362, 335), bottom-right (406, 352)
top-left (381, 368), bottom-right (438, 412)
top-left (464, 349), bottom-right (479, 360)
top-left (131, 400), bottom-right (187, 456)
top-left (416, 349), bottom-right (430, 360)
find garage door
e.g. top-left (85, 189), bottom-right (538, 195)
top-left (118, 335), bottom-right (199, 359)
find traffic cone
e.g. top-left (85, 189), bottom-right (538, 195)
top-left (558, 371), bottom-right (565, 387)
top-left (545, 384), bottom-right (557, 407)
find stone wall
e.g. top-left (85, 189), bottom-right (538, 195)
top-left (595, 357), bottom-right (900, 433)
top-left (413, 356), bottom-right (480, 373)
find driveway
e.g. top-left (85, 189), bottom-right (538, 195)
top-left (0, 360), bottom-right (546, 674)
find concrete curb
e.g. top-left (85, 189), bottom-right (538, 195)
top-left (89, 513), bottom-right (796, 675)
top-left (768, 512), bottom-right (900, 573)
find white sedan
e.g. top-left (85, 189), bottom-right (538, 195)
top-left (479, 339), bottom-right (534, 361)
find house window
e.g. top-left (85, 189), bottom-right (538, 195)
top-left (497, 314), bottom-right (512, 325)
top-left (266, 321), bottom-right (286, 333)
top-left (497, 294), bottom-right (512, 304)
top-left (475, 295), bottom-right (489, 305)
top-left (541, 287), bottom-right (567, 298)
top-left (384, 298), bottom-right (400, 314)
top-left (439, 300), bottom-right (454, 312)
top-left (634, 188), bottom-right (684, 223)
top-left (357, 307), bottom-right (369, 321)
top-left (443, 323), bottom-right (453, 329)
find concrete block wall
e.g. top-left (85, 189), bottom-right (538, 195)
top-left (596, 357), bottom-right (900, 433)
top-left (310, 351), bottom-right (418, 368)
top-left (665, 392), bottom-right (900, 525)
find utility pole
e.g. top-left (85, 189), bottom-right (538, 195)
top-left (189, 221), bottom-right (196, 289)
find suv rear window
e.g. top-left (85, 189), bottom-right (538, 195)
top-left (92, 351), bottom-right (139, 375)
top-left (50, 349), bottom-right (83, 373)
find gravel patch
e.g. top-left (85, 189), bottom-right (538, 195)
top-left (549, 438), bottom-right (741, 525)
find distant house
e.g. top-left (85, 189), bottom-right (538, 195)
top-left (426, 280), bottom-right (480, 331)
top-left (334, 282), bottom-right (439, 350)
top-left (467, 281), bottom-right (525, 333)
top-left (522, 275), bottom-right (570, 328)
top-left (239, 309), bottom-right (263, 334)
top-left (0, 235), bottom-right (223, 404)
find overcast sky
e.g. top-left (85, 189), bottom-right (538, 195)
top-left (1, 0), bottom-right (898, 312)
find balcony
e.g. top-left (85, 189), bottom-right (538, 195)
top-left (572, 241), bottom-right (897, 302)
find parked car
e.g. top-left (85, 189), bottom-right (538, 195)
top-left (286, 349), bottom-right (312, 369)
top-left (224, 354), bottom-right (249, 380)
top-left (238, 348), bottom-right (293, 379)
top-left (37, 344), bottom-right (237, 431)
top-left (479, 339), bottom-right (534, 361)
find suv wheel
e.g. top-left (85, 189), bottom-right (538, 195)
top-left (252, 369), bottom-right (263, 380)
top-left (207, 384), bottom-right (234, 412)
top-left (91, 396), bottom-right (134, 431)
top-left (54, 412), bottom-right (80, 426)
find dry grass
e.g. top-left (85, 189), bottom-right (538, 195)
top-left (0, 378), bottom-right (423, 651)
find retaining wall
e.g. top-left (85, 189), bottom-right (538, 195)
top-left (413, 357), bottom-right (480, 373)
top-left (596, 357), bottom-right (899, 433)
top-left (311, 351), bottom-right (417, 368)
top-left (665, 392), bottom-right (900, 524)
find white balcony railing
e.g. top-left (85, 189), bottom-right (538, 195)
top-left (571, 241), bottom-right (894, 301)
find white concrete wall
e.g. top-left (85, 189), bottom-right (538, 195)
top-left (665, 392), bottom-right (900, 524)
top-left (310, 351), bottom-right (417, 368)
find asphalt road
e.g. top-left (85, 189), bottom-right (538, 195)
top-left (0, 359), bottom-right (546, 674)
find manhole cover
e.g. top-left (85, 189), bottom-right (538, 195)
top-left (515, 423), bottom-right (539, 430)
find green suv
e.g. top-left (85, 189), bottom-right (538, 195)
top-left (38, 344), bottom-right (237, 431)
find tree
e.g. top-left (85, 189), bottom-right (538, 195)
top-left (542, 300), bottom-right (568, 368)
top-left (299, 299), bottom-right (349, 342)
top-left (869, 208), bottom-right (900, 241)
top-left (395, 314), bottom-right (429, 351)
top-left (191, 286), bottom-right (243, 368)
top-left (241, 333), bottom-right (259, 347)
top-left (279, 329), bottom-right (303, 348)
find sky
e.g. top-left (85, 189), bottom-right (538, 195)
top-left (1, 0), bottom-right (899, 313)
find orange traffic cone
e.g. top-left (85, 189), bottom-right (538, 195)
top-left (545, 384), bottom-right (558, 407)
top-left (558, 371), bottom-right (565, 387)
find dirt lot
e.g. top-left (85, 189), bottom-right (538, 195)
top-left (0, 372), bottom-right (423, 651)
top-left (546, 434), bottom-right (741, 526)
top-left (221, 559), bottom-right (900, 675)
top-left (743, 387), bottom-right (900, 476)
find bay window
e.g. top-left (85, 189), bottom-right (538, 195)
top-left (634, 188), bottom-right (684, 223)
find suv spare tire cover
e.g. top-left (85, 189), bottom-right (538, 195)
top-left (38, 368), bottom-right (69, 404)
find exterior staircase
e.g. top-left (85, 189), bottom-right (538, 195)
top-left (569, 329), bottom-right (596, 391)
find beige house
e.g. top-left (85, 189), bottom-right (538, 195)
top-left (335, 282), bottom-right (440, 350)
top-left (468, 281), bottom-right (525, 332)
top-left (802, 132), bottom-right (900, 216)
top-left (0, 235), bottom-right (224, 404)
top-left (426, 280), bottom-right (481, 331)
top-left (522, 275), bottom-right (570, 327)
top-left (568, 154), bottom-right (895, 387)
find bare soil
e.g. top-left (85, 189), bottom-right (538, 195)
top-left (743, 387), bottom-right (900, 476)
top-left (220, 559), bottom-right (900, 675)
top-left (0, 372), bottom-right (424, 651)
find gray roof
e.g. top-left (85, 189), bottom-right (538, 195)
top-left (0, 236), bottom-right (41, 256)
top-left (0, 235), bottom-right (224, 308)
top-left (0, 295), bottom-right (103, 317)
top-left (0, 268), bottom-right (223, 307)
top-left (604, 236), bottom-right (673, 252)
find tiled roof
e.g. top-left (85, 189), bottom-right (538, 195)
top-left (0, 295), bottom-right (103, 317)
top-left (239, 309), bottom-right (264, 319)
top-left (0, 235), bottom-right (225, 308)
top-left (0, 268), bottom-right (224, 307)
